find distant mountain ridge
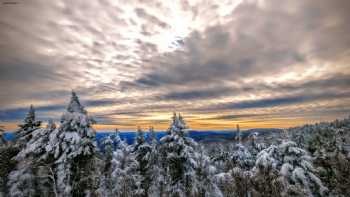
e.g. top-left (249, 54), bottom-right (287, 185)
top-left (3, 128), bottom-right (282, 145)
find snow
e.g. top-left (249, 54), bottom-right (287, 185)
top-left (255, 145), bottom-right (278, 169)
top-left (280, 163), bottom-right (293, 177)
top-left (4, 92), bottom-right (350, 196)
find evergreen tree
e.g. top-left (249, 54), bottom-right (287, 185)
top-left (0, 126), bottom-right (19, 196)
top-left (278, 140), bottom-right (327, 196)
top-left (7, 161), bottom-right (37, 197)
top-left (111, 139), bottom-right (141, 197)
top-left (215, 128), bottom-right (254, 197)
top-left (304, 119), bottom-right (350, 196)
top-left (134, 127), bottom-right (146, 151)
top-left (236, 124), bottom-right (241, 142)
top-left (133, 127), bottom-right (152, 196)
top-left (230, 144), bottom-right (254, 197)
top-left (251, 144), bottom-right (284, 197)
top-left (249, 132), bottom-right (266, 157)
top-left (7, 108), bottom-right (52, 197)
top-left (195, 145), bottom-right (223, 197)
top-left (113, 128), bottom-right (124, 150)
top-left (147, 126), bottom-right (157, 144)
top-left (10, 119), bottom-right (57, 197)
top-left (15, 105), bottom-right (41, 149)
top-left (47, 91), bottom-right (99, 196)
top-left (159, 113), bottom-right (198, 197)
top-left (101, 135), bottom-right (114, 156)
top-left (147, 126), bottom-right (166, 197)
top-left (16, 119), bottom-right (56, 161)
top-left (210, 143), bottom-right (232, 172)
top-left (251, 139), bottom-right (327, 197)
top-left (0, 125), bottom-right (5, 147)
top-left (98, 135), bottom-right (114, 197)
top-left (232, 135), bottom-right (254, 170)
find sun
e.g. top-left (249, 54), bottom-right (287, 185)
top-left (153, 32), bottom-right (185, 52)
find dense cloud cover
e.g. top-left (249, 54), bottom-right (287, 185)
top-left (0, 0), bottom-right (350, 130)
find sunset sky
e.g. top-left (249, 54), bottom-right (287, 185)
top-left (0, 0), bottom-right (350, 131)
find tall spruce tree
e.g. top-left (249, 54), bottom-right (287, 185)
top-left (98, 135), bottom-right (114, 197)
top-left (147, 126), bottom-right (166, 196)
top-left (159, 113), bottom-right (198, 197)
top-left (8, 120), bottom-right (56, 197)
top-left (249, 132), bottom-right (266, 158)
top-left (278, 140), bottom-right (327, 196)
top-left (147, 126), bottom-right (157, 144)
top-left (15, 105), bottom-right (41, 149)
top-left (0, 126), bottom-right (5, 147)
top-left (111, 137), bottom-right (141, 196)
top-left (113, 128), bottom-right (124, 150)
top-left (6, 106), bottom-right (43, 197)
top-left (16, 119), bottom-right (56, 161)
top-left (47, 91), bottom-right (99, 196)
top-left (133, 127), bottom-right (152, 196)
top-left (195, 145), bottom-right (223, 197)
top-left (0, 125), bottom-right (18, 196)
top-left (251, 139), bottom-right (327, 197)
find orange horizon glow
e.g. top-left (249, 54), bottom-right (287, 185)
top-left (1, 114), bottom-right (347, 132)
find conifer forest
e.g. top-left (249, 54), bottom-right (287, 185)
top-left (1, 92), bottom-right (349, 197)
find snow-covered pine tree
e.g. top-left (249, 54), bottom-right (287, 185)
top-left (210, 143), bottom-right (232, 172)
top-left (214, 126), bottom-right (254, 197)
top-left (194, 145), bottom-right (223, 197)
top-left (7, 112), bottom-right (56, 197)
top-left (15, 105), bottom-right (41, 149)
top-left (47, 91), bottom-right (99, 197)
top-left (278, 140), bottom-right (327, 196)
top-left (113, 128), bottom-right (125, 150)
top-left (133, 126), bottom-right (153, 196)
top-left (251, 144), bottom-right (283, 197)
top-left (10, 120), bottom-right (57, 196)
top-left (0, 125), bottom-right (19, 196)
top-left (101, 135), bottom-right (114, 157)
top-left (303, 118), bottom-right (350, 196)
top-left (40, 120), bottom-right (60, 196)
top-left (236, 124), bottom-right (241, 142)
top-left (0, 125), bottom-right (5, 147)
top-left (249, 132), bottom-right (266, 157)
top-left (159, 113), bottom-right (198, 197)
top-left (232, 129), bottom-right (254, 170)
top-left (231, 143), bottom-right (255, 197)
top-left (147, 126), bottom-right (157, 144)
top-left (251, 138), bottom-right (327, 197)
top-left (134, 126), bottom-right (146, 151)
top-left (8, 119), bottom-right (58, 197)
top-left (111, 138), bottom-right (140, 196)
top-left (98, 135), bottom-right (114, 197)
top-left (7, 161), bottom-right (37, 197)
top-left (0, 126), bottom-right (6, 194)
top-left (16, 119), bottom-right (56, 161)
top-left (147, 126), bottom-right (166, 197)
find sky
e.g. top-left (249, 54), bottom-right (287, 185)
top-left (0, 0), bottom-right (350, 131)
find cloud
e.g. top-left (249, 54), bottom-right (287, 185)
top-left (207, 91), bottom-right (350, 111)
top-left (159, 86), bottom-right (233, 100)
top-left (134, 8), bottom-right (169, 29)
top-left (129, 0), bottom-right (350, 91)
top-left (0, 104), bottom-right (65, 122)
top-left (0, 0), bottom-right (349, 128)
top-left (204, 114), bottom-right (268, 120)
